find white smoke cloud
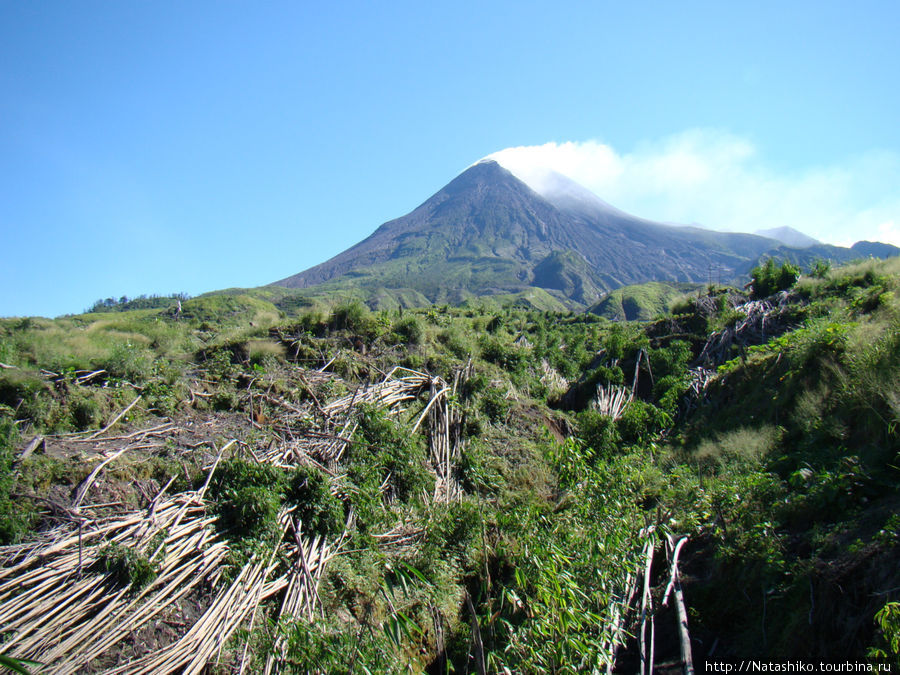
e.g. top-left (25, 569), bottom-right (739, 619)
top-left (487, 131), bottom-right (900, 247)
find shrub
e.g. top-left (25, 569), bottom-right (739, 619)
top-left (575, 410), bottom-right (620, 458)
top-left (811, 259), bottom-right (831, 279)
top-left (105, 341), bottom-right (153, 382)
top-left (342, 405), bottom-right (431, 530)
top-left (0, 419), bottom-right (30, 544)
top-left (649, 340), bottom-right (692, 379)
top-left (329, 301), bottom-right (368, 332)
top-left (422, 499), bottom-right (482, 571)
top-left (617, 400), bottom-right (670, 445)
top-left (392, 316), bottom-right (425, 346)
top-left (0, 370), bottom-right (55, 428)
top-left (96, 542), bottom-right (158, 590)
top-left (479, 337), bottom-right (527, 374)
top-left (220, 486), bottom-right (282, 539)
top-left (212, 391), bottom-right (240, 411)
top-left (868, 602), bottom-right (900, 664)
top-left (436, 327), bottom-right (473, 360)
top-left (208, 459), bottom-right (288, 540)
top-left (479, 387), bottom-right (512, 424)
top-left (288, 466), bottom-right (344, 536)
top-left (70, 391), bottom-right (103, 429)
top-left (750, 259), bottom-right (800, 299)
top-left (142, 379), bottom-right (182, 417)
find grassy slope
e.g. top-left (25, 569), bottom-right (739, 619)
top-left (1, 257), bottom-right (899, 668)
top-left (588, 280), bottom-right (705, 321)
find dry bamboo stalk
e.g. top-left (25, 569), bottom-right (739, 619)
top-left (197, 439), bottom-right (236, 500)
top-left (639, 537), bottom-right (656, 675)
top-left (411, 384), bottom-right (449, 433)
top-left (660, 534), bottom-right (693, 674)
top-left (606, 558), bottom-right (641, 675)
top-left (674, 574), bottom-right (694, 675)
top-left (71, 422), bottom-right (176, 444)
top-left (1, 359), bottom-right (458, 674)
top-left (86, 395), bottom-right (143, 440)
top-left (73, 445), bottom-right (134, 508)
top-left (63, 544), bottom-right (226, 670)
top-left (107, 513), bottom-right (290, 675)
top-left (0, 490), bottom-right (227, 670)
top-left (465, 592), bottom-right (486, 675)
top-left (661, 535), bottom-right (688, 607)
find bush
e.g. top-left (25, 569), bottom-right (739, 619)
top-left (437, 327), bottom-right (473, 359)
top-left (650, 340), bottom-right (692, 380)
top-left (221, 486), bottom-right (282, 539)
top-left (343, 405), bottom-right (431, 529)
top-left (0, 370), bottom-right (56, 428)
top-left (70, 389), bottom-right (104, 429)
top-left (480, 337), bottom-right (527, 375)
top-left (750, 259), bottom-right (800, 299)
top-left (288, 466), bottom-right (344, 536)
top-left (329, 301), bottom-right (368, 332)
top-left (96, 542), bottom-right (158, 590)
top-left (392, 316), bottom-right (425, 346)
top-left (617, 400), bottom-right (670, 446)
top-left (105, 341), bottom-right (153, 382)
top-left (479, 387), bottom-right (513, 424)
top-left (0, 419), bottom-right (30, 544)
top-left (208, 458), bottom-right (288, 540)
top-left (576, 410), bottom-right (620, 458)
top-left (422, 499), bottom-right (482, 571)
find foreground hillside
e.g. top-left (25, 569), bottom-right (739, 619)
top-left (1, 257), bottom-right (899, 671)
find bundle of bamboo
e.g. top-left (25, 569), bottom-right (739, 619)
top-left (695, 294), bottom-right (795, 367)
top-left (0, 363), bottom-right (466, 673)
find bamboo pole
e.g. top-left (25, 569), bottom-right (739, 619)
top-left (87, 395), bottom-right (143, 440)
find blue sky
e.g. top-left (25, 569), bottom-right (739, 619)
top-left (2, 1), bottom-right (899, 317)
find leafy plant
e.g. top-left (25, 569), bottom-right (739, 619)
top-left (750, 258), bottom-right (801, 299)
top-left (96, 542), bottom-right (158, 591)
top-left (868, 602), bottom-right (900, 665)
top-left (287, 465), bottom-right (344, 537)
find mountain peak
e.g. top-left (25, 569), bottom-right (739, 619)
top-left (484, 154), bottom-right (630, 219)
top-left (272, 157), bottom-right (897, 306)
top-left (754, 226), bottom-right (820, 248)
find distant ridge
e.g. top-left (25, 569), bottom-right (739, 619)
top-left (851, 240), bottom-right (900, 259)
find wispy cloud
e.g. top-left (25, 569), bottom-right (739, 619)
top-left (488, 131), bottom-right (900, 247)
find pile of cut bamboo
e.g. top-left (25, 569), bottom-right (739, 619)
top-left (696, 294), bottom-right (795, 367)
top-left (1, 362), bottom-right (467, 673)
top-left (0, 475), bottom-right (227, 672)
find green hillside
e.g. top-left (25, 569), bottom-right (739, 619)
top-left (1, 257), bottom-right (899, 670)
top-left (588, 280), bottom-right (705, 320)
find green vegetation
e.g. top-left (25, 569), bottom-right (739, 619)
top-left (96, 542), bottom-right (159, 591)
top-left (750, 257), bottom-right (801, 298)
top-left (2, 255), bottom-right (900, 668)
top-left (87, 293), bottom-right (189, 314)
top-left (589, 280), bottom-right (704, 321)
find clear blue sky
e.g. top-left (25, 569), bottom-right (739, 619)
top-left (2, 1), bottom-right (899, 317)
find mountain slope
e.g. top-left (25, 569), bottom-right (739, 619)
top-left (273, 161), bottom-right (896, 306)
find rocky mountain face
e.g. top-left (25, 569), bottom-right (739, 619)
top-left (273, 160), bottom-right (898, 306)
